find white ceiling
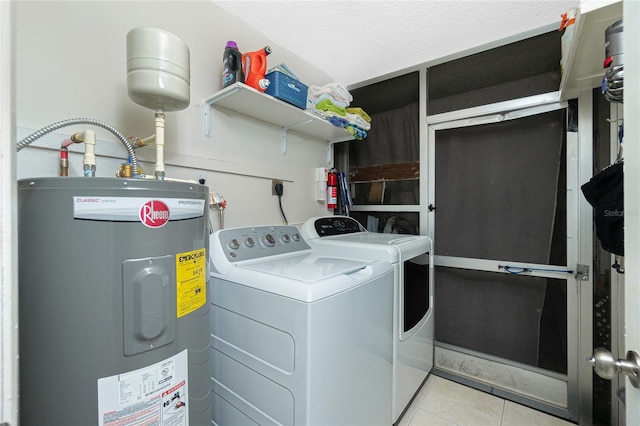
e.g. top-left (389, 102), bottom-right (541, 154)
top-left (214, 0), bottom-right (579, 87)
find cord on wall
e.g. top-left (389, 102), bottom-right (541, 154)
top-left (275, 182), bottom-right (288, 224)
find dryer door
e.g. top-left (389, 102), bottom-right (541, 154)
top-left (400, 252), bottom-right (433, 341)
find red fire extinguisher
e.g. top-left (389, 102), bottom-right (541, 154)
top-left (327, 170), bottom-right (338, 210)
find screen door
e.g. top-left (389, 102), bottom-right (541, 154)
top-left (426, 93), bottom-right (587, 421)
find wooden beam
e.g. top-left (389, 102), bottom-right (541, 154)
top-left (349, 161), bottom-right (420, 183)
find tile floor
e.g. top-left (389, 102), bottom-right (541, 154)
top-left (397, 375), bottom-right (575, 426)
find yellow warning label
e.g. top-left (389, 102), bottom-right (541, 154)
top-left (175, 248), bottom-right (207, 318)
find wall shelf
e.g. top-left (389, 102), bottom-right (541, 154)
top-left (559, 0), bottom-right (622, 100)
top-left (203, 83), bottom-right (353, 157)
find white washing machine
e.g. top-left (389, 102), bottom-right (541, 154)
top-left (208, 225), bottom-right (394, 426)
top-left (299, 216), bottom-right (434, 423)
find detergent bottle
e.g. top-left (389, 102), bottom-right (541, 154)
top-left (242, 46), bottom-right (272, 92)
top-left (222, 40), bottom-right (243, 88)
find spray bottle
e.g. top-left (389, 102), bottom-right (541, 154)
top-left (242, 46), bottom-right (272, 92)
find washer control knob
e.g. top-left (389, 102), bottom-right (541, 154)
top-left (244, 237), bottom-right (255, 248)
top-left (263, 234), bottom-right (276, 247)
top-left (291, 233), bottom-right (301, 242)
top-left (228, 238), bottom-right (240, 250)
top-left (281, 234), bottom-right (291, 243)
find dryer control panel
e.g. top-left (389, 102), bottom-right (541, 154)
top-left (212, 225), bottom-right (310, 263)
top-left (311, 216), bottom-right (365, 237)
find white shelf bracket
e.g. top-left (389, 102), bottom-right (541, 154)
top-left (281, 119), bottom-right (313, 154)
top-left (203, 87), bottom-right (241, 137)
top-left (326, 135), bottom-right (355, 164)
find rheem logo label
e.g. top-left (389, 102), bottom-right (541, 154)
top-left (139, 200), bottom-right (170, 228)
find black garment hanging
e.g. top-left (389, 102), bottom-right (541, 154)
top-left (581, 161), bottom-right (624, 256)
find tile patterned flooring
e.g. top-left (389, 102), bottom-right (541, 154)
top-left (397, 375), bottom-right (575, 426)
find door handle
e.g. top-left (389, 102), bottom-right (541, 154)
top-left (587, 347), bottom-right (640, 388)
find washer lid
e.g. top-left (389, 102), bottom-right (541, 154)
top-left (241, 253), bottom-right (368, 283)
top-left (222, 255), bottom-right (393, 302)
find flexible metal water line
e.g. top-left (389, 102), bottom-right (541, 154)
top-left (16, 118), bottom-right (139, 175)
top-left (604, 64), bottom-right (624, 103)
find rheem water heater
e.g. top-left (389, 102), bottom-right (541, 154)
top-left (18, 177), bottom-right (210, 425)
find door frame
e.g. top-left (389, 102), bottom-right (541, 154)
top-left (422, 91), bottom-right (594, 423)
top-left (623, 0), bottom-right (640, 423)
top-left (607, 101), bottom-right (625, 426)
top-left (1, 1), bottom-right (18, 425)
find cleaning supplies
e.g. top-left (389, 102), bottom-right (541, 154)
top-left (222, 40), bottom-right (243, 88)
top-left (242, 46), bottom-right (271, 92)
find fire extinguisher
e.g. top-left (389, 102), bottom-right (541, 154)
top-left (327, 169), bottom-right (338, 210)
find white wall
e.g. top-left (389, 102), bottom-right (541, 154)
top-left (15, 0), bottom-right (337, 228)
top-left (215, 0), bottom-right (578, 86)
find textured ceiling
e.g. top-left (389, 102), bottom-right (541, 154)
top-left (214, 0), bottom-right (579, 87)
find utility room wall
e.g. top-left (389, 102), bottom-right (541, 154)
top-left (15, 1), bottom-right (335, 228)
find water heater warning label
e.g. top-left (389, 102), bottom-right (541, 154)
top-left (176, 248), bottom-right (206, 318)
top-left (97, 350), bottom-right (188, 426)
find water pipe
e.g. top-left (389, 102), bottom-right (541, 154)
top-left (59, 147), bottom-right (69, 176)
top-left (130, 134), bottom-right (155, 149)
top-left (83, 130), bottom-right (96, 177)
top-left (154, 110), bottom-right (165, 180)
top-left (16, 118), bottom-right (139, 176)
top-left (58, 130), bottom-right (96, 177)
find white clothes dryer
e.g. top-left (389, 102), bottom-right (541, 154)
top-left (299, 216), bottom-right (434, 423)
top-left (208, 225), bottom-right (394, 426)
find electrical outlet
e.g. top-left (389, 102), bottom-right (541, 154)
top-left (272, 179), bottom-right (283, 195)
top-left (195, 171), bottom-right (208, 185)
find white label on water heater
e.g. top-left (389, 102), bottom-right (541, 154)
top-left (97, 349), bottom-right (189, 426)
top-left (73, 196), bottom-right (205, 222)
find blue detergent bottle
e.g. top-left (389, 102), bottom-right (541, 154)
top-left (222, 40), bottom-right (243, 88)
